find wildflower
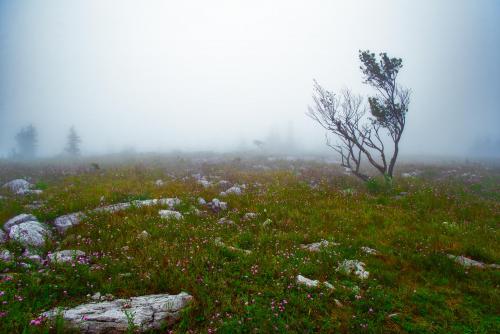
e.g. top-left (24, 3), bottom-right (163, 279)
top-left (30, 316), bottom-right (44, 326)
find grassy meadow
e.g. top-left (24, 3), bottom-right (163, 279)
top-left (0, 155), bottom-right (499, 333)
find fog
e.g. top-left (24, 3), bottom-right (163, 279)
top-left (1, 0), bottom-right (499, 159)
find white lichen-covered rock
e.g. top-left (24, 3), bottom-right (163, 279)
top-left (447, 254), bottom-right (485, 268)
top-left (41, 292), bottom-right (193, 333)
top-left (138, 230), bottom-right (150, 239)
top-left (300, 240), bottom-right (336, 252)
top-left (0, 249), bottom-right (12, 262)
top-left (48, 250), bottom-right (86, 263)
top-left (197, 197), bottom-right (206, 205)
top-left (210, 198), bottom-right (227, 211)
top-left (296, 275), bottom-right (334, 290)
top-left (242, 212), bottom-right (258, 221)
top-left (217, 217), bottom-right (235, 226)
top-left (361, 246), bottom-right (379, 255)
top-left (9, 221), bottom-right (51, 247)
top-left (159, 198), bottom-right (181, 209)
top-left (2, 179), bottom-right (33, 194)
top-left (197, 179), bottom-right (211, 188)
top-left (337, 260), bottom-right (369, 280)
top-left (53, 212), bottom-right (86, 234)
top-left (4, 213), bottom-right (38, 232)
top-left (225, 186), bottom-right (242, 195)
top-left (159, 210), bottom-right (183, 220)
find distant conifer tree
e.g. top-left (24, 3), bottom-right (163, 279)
top-left (65, 126), bottom-right (82, 157)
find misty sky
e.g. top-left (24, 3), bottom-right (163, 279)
top-left (0, 0), bottom-right (499, 157)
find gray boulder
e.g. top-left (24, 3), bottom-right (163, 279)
top-left (9, 221), bottom-right (51, 247)
top-left (2, 179), bottom-right (32, 194)
top-left (41, 293), bottom-right (193, 333)
top-left (4, 213), bottom-right (37, 232)
top-left (53, 212), bottom-right (86, 234)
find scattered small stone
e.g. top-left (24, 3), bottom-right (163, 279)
top-left (337, 260), bottom-right (369, 279)
top-left (361, 246), bottom-right (379, 255)
top-left (22, 249), bottom-right (43, 264)
top-left (225, 186), bottom-right (242, 195)
top-left (138, 230), bottom-right (150, 239)
top-left (0, 250), bottom-right (12, 262)
top-left (214, 237), bottom-right (251, 254)
top-left (25, 201), bottom-right (45, 210)
top-left (242, 212), bottom-right (258, 221)
top-left (159, 210), bottom-right (183, 220)
top-left (198, 179), bottom-right (211, 188)
top-left (197, 197), bottom-right (206, 205)
top-left (154, 179), bottom-right (164, 187)
top-left (48, 250), bottom-right (86, 263)
top-left (217, 217), bottom-right (235, 226)
top-left (300, 240), bottom-right (337, 252)
top-left (296, 275), bottom-right (334, 290)
top-left (401, 171), bottom-right (421, 178)
top-left (91, 292), bottom-right (101, 301)
top-left (41, 293), bottom-right (193, 333)
top-left (262, 218), bottom-right (272, 227)
top-left (209, 198), bottom-right (227, 211)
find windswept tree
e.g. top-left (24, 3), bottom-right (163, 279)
top-left (15, 124), bottom-right (37, 160)
top-left (65, 126), bottom-right (82, 157)
top-left (308, 50), bottom-right (410, 181)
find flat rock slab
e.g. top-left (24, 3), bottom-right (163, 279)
top-left (447, 254), bottom-right (499, 269)
top-left (42, 292), bottom-right (193, 333)
top-left (4, 213), bottom-right (38, 232)
top-left (9, 221), bottom-right (51, 247)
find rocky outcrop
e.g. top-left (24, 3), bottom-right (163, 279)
top-left (2, 179), bottom-right (42, 195)
top-left (52, 198), bottom-right (182, 234)
top-left (41, 292), bottom-right (193, 333)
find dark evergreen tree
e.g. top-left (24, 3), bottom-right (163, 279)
top-left (15, 125), bottom-right (37, 160)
